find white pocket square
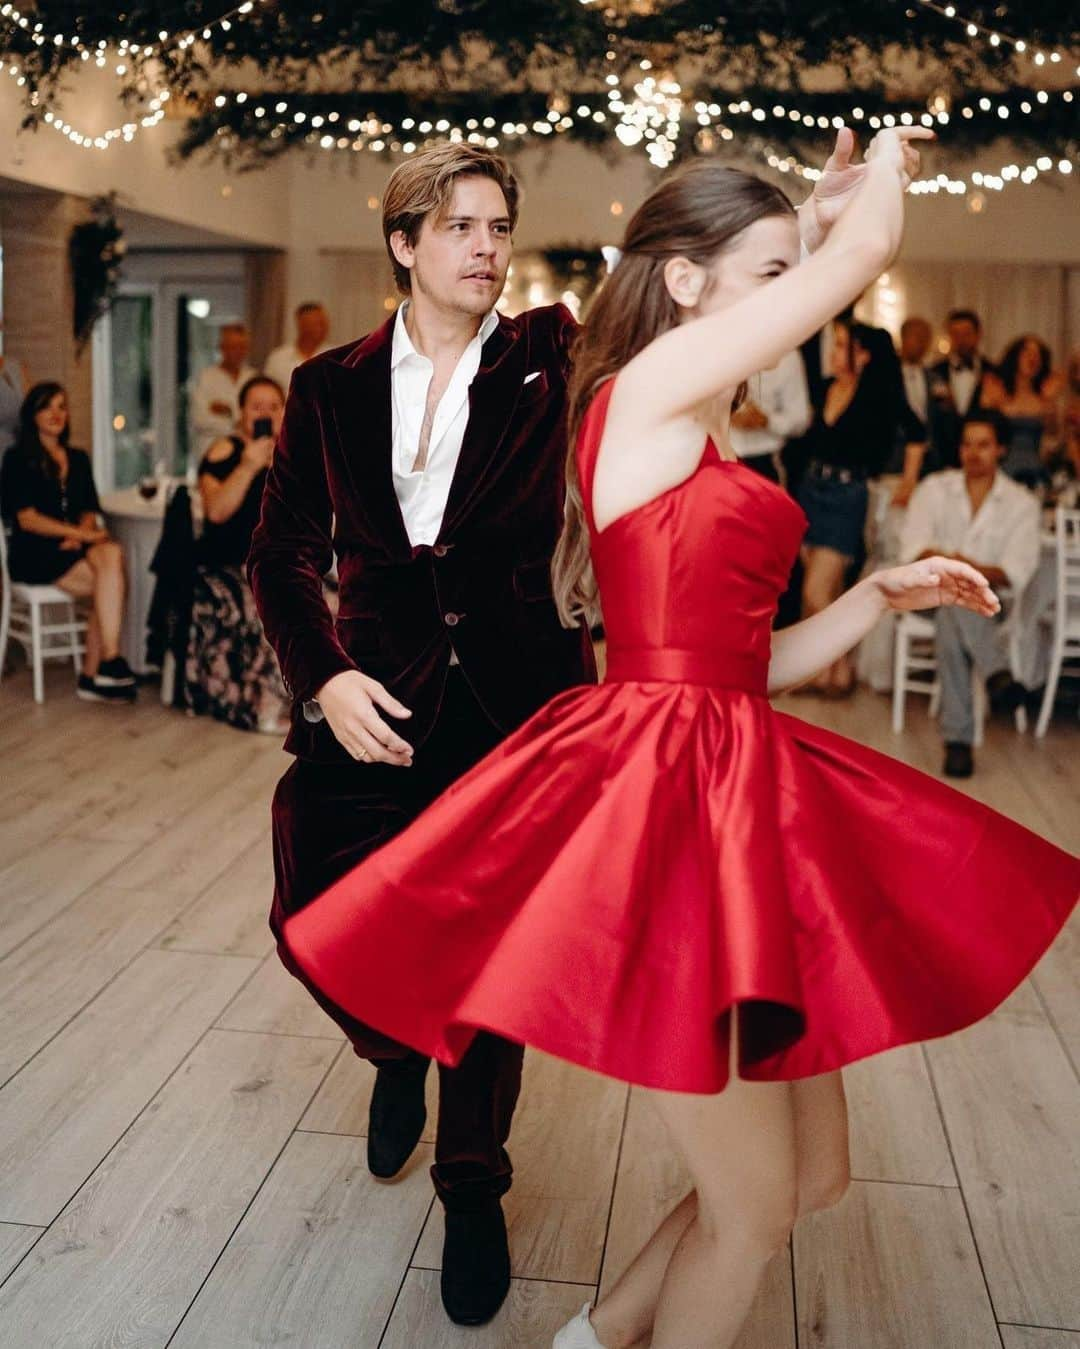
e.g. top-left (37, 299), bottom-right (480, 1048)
top-left (524, 371), bottom-right (542, 384)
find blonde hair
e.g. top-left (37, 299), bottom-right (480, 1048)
top-left (381, 143), bottom-right (520, 294)
top-left (553, 162), bottom-right (794, 627)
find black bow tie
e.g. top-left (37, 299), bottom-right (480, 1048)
top-left (952, 356), bottom-right (976, 371)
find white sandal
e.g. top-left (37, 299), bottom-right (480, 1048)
top-left (552, 1301), bottom-right (605, 1348)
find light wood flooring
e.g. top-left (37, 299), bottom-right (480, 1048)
top-left (0, 660), bottom-right (1077, 1348)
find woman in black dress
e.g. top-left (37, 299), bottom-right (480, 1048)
top-left (797, 320), bottom-right (903, 695)
top-left (184, 375), bottom-right (289, 732)
top-left (0, 383), bottom-right (136, 701)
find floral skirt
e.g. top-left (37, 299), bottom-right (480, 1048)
top-left (184, 565), bottom-right (287, 731)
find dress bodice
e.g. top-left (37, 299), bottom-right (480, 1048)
top-left (578, 381), bottom-right (807, 693)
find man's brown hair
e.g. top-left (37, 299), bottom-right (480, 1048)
top-left (381, 143), bottom-right (520, 295)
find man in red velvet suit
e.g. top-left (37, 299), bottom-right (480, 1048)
top-left (249, 144), bottom-right (594, 1328)
top-left (248, 133), bottom-right (912, 1331)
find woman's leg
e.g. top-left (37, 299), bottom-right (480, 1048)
top-left (801, 546), bottom-right (852, 690)
top-left (84, 541), bottom-right (126, 661)
top-left (589, 1062), bottom-right (850, 1349)
top-left (55, 558), bottom-right (99, 677)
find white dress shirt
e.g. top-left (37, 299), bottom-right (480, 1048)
top-left (945, 355), bottom-right (987, 418)
top-left (265, 342), bottom-right (332, 393)
top-left (730, 350), bottom-right (812, 460)
top-left (391, 304), bottom-right (500, 547)
top-left (190, 362), bottom-right (258, 455)
top-left (900, 469), bottom-right (1041, 593)
top-left (901, 361), bottom-right (929, 426)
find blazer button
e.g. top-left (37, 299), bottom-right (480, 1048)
top-left (433, 544), bottom-right (449, 558)
top-left (444, 612), bottom-right (461, 627)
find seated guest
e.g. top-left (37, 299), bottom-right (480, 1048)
top-left (889, 315), bottom-right (934, 504)
top-left (927, 308), bottom-right (997, 469)
top-left (900, 410), bottom-right (1039, 779)
top-left (190, 323), bottom-right (258, 457)
top-left (0, 383), bottom-right (136, 701)
top-left (265, 302), bottom-right (332, 391)
top-left (798, 318), bottom-right (902, 695)
top-left (981, 333), bottom-right (1064, 487)
top-left (184, 375), bottom-right (288, 733)
top-left (729, 348), bottom-right (811, 485)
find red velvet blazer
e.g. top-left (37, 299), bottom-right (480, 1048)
top-left (248, 303), bottom-right (596, 763)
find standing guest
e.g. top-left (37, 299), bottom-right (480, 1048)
top-left (190, 323), bottom-right (258, 456)
top-left (729, 349), bottom-right (811, 485)
top-left (900, 409), bottom-right (1038, 778)
top-left (265, 302), bottom-right (333, 391)
top-left (981, 333), bottom-right (1064, 487)
top-left (0, 327), bottom-right (28, 455)
top-left (798, 318), bottom-right (903, 695)
top-left (0, 383), bottom-right (136, 701)
top-left (927, 308), bottom-right (996, 468)
top-left (889, 315), bottom-right (934, 503)
top-left (1062, 348), bottom-right (1080, 479)
top-left (185, 375), bottom-right (289, 733)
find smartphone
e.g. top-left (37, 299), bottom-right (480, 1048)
top-left (253, 416), bottom-right (273, 440)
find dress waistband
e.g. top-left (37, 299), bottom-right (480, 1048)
top-left (603, 645), bottom-right (768, 695)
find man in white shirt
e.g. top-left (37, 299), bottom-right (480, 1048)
top-left (189, 323), bottom-right (258, 457)
top-left (264, 302), bottom-right (332, 391)
top-left (901, 409), bottom-right (1039, 777)
top-left (729, 349), bottom-right (811, 483)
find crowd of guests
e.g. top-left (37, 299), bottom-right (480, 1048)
top-left (740, 305), bottom-right (1079, 776)
top-left (0, 302), bottom-right (332, 724)
top-left (2, 296), bottom-right (1078, 774)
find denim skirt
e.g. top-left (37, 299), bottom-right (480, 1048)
top-left (797, 474), bottom-right (869, 559)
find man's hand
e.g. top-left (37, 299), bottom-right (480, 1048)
top-left (799, 126), bottom-right (934, 254)
top-left (317, 669), bottom-right (414, 766)
top-left (731, 400), bottom-right (769, 431)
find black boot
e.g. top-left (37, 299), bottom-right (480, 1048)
top-left (366, 1053), bottom-right (429, 1179)
top-left (440, 1198), bottom-right (511, 1326)
top-left (943, 741), bottom-right (974, 778)
top-left (986, 669), bottom-right (1027, 718)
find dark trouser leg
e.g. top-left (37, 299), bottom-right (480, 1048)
top-left (270, 669), bottom-right (525, 1201)
top-left (432, 1032), bottom-right (525, 1210)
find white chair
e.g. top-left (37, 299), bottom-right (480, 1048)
top-left (0, 525), bottom-right (87, 704)
top-left (891, 592), bottom-right (1028, 744)
top-left (1035, 506), bottom-right (1080, 738)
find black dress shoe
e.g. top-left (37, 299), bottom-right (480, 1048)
top-left (366, 1053), bottom-right (429, 1179)
top-left (943, 742), bottom-right (974, 778)
top-left (986, 669), bottom-right (1026, 717)
top-left (441, 1199), bottom-right (511, 1326)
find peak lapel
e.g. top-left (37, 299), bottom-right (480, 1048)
top-left (323, 317), bottom-right (412, 557)
top-left (440, 316), bottom-right (529, 537)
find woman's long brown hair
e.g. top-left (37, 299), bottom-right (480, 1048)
top-left (553, 162), bottom-right (795, 627)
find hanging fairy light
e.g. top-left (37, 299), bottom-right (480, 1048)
top-left (608, 61), bottom-right (682, 168)
top-left (914, 0), bottom-right (1079, 73)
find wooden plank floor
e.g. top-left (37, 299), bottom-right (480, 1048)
top-left (0, 661), bottom-right (1076, 1348)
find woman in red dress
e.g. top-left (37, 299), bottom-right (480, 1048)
top-left (283, 131), bottom-right (1079, 1348)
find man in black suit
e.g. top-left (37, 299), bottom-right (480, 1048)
top-left (927, 308), bottom-right (997, 468)
top-left (890, 315), bottom-right (935, 503)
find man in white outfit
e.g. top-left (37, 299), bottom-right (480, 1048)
top-left (189, 323), bottom-right (257, 456)
top-left (264, 302), bottom-right (332, 391)
top-left (729, 349), bottom-right (812, 485)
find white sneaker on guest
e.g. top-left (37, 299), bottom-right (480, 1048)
top-left (553, 1302), bottom-right (605, 1348)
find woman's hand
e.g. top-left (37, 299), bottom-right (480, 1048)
top-left (873, 556), bottom-right (1000, 617)
top-left (76, 524), bottom-right (110, 545)
top-left (241, 435), bottom-right (275, 471)
top-left (801, 126), bottom-right (933, 253)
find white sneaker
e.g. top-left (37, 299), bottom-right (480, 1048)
top-left (553, 1302), bottom-right (604, 1348)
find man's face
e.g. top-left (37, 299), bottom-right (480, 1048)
top-left (297, 306), bottom-right (329, 348)
top-left (393, 175), bottom-right (512, 318)
top-left (220, 327), bottom-right (250, 367)
top-left (960, 421), bottom-right (1004, 480)
top-left (948, 319), bottom-right (980, 360)
top-left (900, 320), bottom-right (931, 364)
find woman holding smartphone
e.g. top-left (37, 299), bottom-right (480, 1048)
top-left (184, 375), bottom-right (289, 732)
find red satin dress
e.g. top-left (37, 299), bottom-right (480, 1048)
top-left (283, 382), bottom-right (1079, 1093)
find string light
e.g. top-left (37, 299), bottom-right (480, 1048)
top-left (914, 0), bottom-right (1079, 74)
